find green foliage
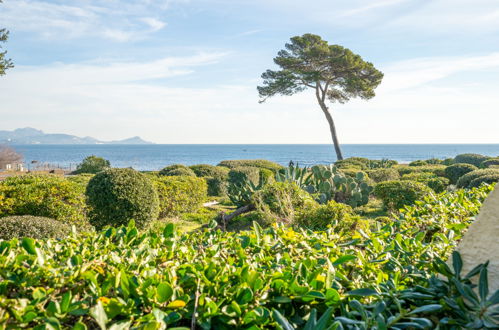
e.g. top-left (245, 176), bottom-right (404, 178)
top-left (0, 14), bottom-right (14, 76)
top-left (218, 159), bottom-right (283, 172)
top-left (251, 181), bottom-right (316, 226)
top-left (366, 168), bottom-right (399, 183)
top-left (0, 184), bottom-right (496, 328)
top-left (0, 215), bottom-right (71, 240)
top-left (445, 163), bottom-right (478, 184)
top-left (0, 174), bottom-right (87, 225)
top-left (336, 157), bottom-right (397, 170)
top-left (374, 180), bottom-right (432, 210)
top-left (401, 172), bottom-right (450, 193)
top-left (189, 164), bottom-right (230, 177)
top-left (456, 168), bottom-right (499, 188)
top-left (454, 153), bottom-right (491, 167)
top-left (469, 174), bottom-right (499, 188)
top-left (409, 160), bottom-right (428, 166)
top-left (425, 158), bottom-right (444, 165)
top-left (228, 166), bottom-right (261, 187)
top-left (395, 164), bottom-right (446, 177)
top-left (442, 158), bottom-right (455, 165)
top-left (481, 157), bottom-right (499, 168)
top-left (86, 168), bottom-right (159, 229)
top-left (74, 155), bottom-right (111, 174)
top-left (295, 200), bottom-right (361, 232)
top-left (67, 173), bottom-right (95, 189)
top-left (159, 164), bottom-right (196, 177)
top-left (151, 175), bottom-right (207, 217)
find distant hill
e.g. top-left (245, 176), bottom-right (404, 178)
top-left (0, 128), bottom-right (153, 145)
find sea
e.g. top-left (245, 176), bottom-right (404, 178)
top-left (10, 144), bottom-right (499, 171)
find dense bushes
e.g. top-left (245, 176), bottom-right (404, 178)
top-left (374, 180), bottom-right (431, 210)
top-left (400, 172), bottom-right (450, 193)
top-left (367, 168), bottom-right (399, 183)
top-left (456, 168), bottom-right (499, 188)
top-left (295, 200), bottom-right (362, 232)
top-left (152, 175), bottom-right (207, 217)
top-left (454, 153), bottom-right (490, 167)
top-left (73, 155), bottom-right (110, 174)
top-left (408, 160), bottom-right (427, 166)
top-left (159, 164), bottom-right (196, 177)
top-left (481, 157), bottom-right (499, 168)
top-left (0, 174), bottom-right (87, 225)
top-left (86, 168), bottom-right (159, 229)
top-left (469, 174), bottom-right (499, 188)
top-left (228, 166), bottom-right (261, 186)
top-left (189, 165), bottom-right (230, 196)
top-left (395, 164), bottom-right (446, 177)
top-left (218, 159), bottom-right (283, 172)
top-left (444, 163), bottom-right (478, 184)
top-left (0, 215), bottom-right (72, 240)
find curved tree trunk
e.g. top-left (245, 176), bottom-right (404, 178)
top-left (319, 102), bottom-right (344, 161)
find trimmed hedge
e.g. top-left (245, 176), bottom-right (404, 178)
top-left (395, 165), bottom-right (446, 177)
top-left (367, 168), bottom-right (400, 183)
top-left (295, 200), bottom-right (360, 232)
top-left (0, 174), bottom-right (87, 225)
top-left (456, 169), bottom-right (499, 188)
top-left (481, 158), bottom-right (499, 168)
top-left (218, 159), bottom-right (283, 172)
top-left (73, 155), bottom-right (110, 174)
top-left (444, 163), bottom-right (478, 184)
top-left (86, 168), bottom-right (159, 229)
top-left (469, 175), bottom-right (499, 188)
top-left (189, 164), bottom-right (230, 178)
top-left (409, 160), bottom-right (428, 166)
top-left (228, 166), bottom-right (261, 186)
top-left (454, 153), bottom-right (490, 167)
top-left (159, 164), bottom-right (196, 177)
top-left (0, 215), bottom-right (72, 240)
top-left (374, 180), bottom-right (431, 210)
top-left (400, 172), bottom-right (449, 193)
top-left (152, 175), bottom-right (207, 217)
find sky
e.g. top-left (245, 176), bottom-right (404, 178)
top-left (0, 0), bottom-right (498, 144)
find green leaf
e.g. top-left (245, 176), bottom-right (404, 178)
top-left (479, 267), bottom-right (489, 301)
top-left (273, 296), bottom-right (292, 303)
top-left (347, 288), bottom-right (378, 296)
top-left (452, 251), bottom-right (462, 276)
top-left (156, 282), bottom-right (173, 303)
top-left (73, 322), bottom-right (87, 330)
top-left (163, 223), bottom-right (175, 238)
top-left (272, 309), bottom-right (294, 330)
top-left (90, 302), bottom-right (108, 330)
top-left (408, 304), bottom-right (442, 315)
top-left (333, 255), bottom-right (356, 266)
top-left (21, 237), bottom-right (36, 255)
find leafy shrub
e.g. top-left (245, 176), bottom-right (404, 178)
top-left (425, 158), bottom-right (443, 165)
top-left (151, 175), bottom-right (207, 217)
top-left (469, 175), bottom-right (499, 188)
top-left (454, 153), bottom-right (490, 167)
top-left (334, 158), bottom-right (367, 170)
top-left (218, 159), bottom-right (283, 172)
top-left (205, 177), bottom-right (227, 197)
top-left (0, 215), bottom-right (72, 240)
top-left (228, 166), bottom-right (261, 186)
top-left (374, 180), bottom-right (431, 210)
top-left (189, 164), bottom-right (230, 178)
top-left (367, 168), bottom-right (399, 183)
top-left (295, 200), bottom-right (360, 232)
top-left (481, 157), bottom-right (499, 168)
top-left (73, 155), bottom-right (110, 174)
top-left (442, 158), bottom-right (454, 165)
top-left (456, 169), bottom-right (499, 188)
top-left (409, 160), bottom-right (428, 166)
top-left (426, 177), bottom-right (450, 193)
top-left (444, 163), bottom-right (478, 184)
top-left (338, 168), bottom-right (368, 179)
top-left (86, 168), bottom-right (159, 229)
top-left (0, 174), bottom-right (86, 225)
top-left (159, 164), bottom-right (196, 177)
top-left (400, 172), bottom-right (449, 193)
top-left (251, 181), bottom-right (315, 225)
top-left (67, 173), bottom-right (95, 189)
top-left (395, 164), bottom-right (446, 177)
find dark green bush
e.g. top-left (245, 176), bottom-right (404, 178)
top-left (374, 180), bottom-right (431, 210)
top-left (159, 164), bottom-right (196, 177)
top-left (335, 157), bottom-right (368, 170)
top-left (73, 155), bottom-right (110, 174)
top-left (367, 168), bottom-right (399, 183)
top-left (338, 168), bottom-right (369, 179)
top-left (444, 163), bottom-right (478, 184)
top-left (189, 164), bottom-right (230, 178)
top-left (86, 168), bottom-right (159, 229)
top-left (395, 165), bottom-right (446, 177)
top-left (218, 159), bottom-right (283, 172)
top-left (400, 172), bottom-right (449, 193)
top-left (409, 160), bottom-right (428, 166)
top-left (295, 200), bottom-right (360, 232)
top-left (454, 153), bottom-right (490, 167)
top-left (469, 175), bottom-right (499, 188)
top-left (456, 169), bottom-right (499, 188)
top-left (0, 174), bottom-right (87, 225)
top-left (151, 175), bottom-right (207, 217)
top-left (206, 177), bottom-right (227, 197)
top-left (425, 158), bottom-right (443, 165)
top-left (228, 166), bottom-right (261, 186)
top-left (481, 158), bottom-right (499, 168)
top-left (0, 215), bottom-right (72, 240)
top-left (442, 158), bottom-right (454, 166)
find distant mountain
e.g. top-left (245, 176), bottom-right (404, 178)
top-left (0, 128), bottom-right (153, 145)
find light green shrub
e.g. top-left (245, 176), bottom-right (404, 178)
top-left (444, 163), bottom-right (478, 184)
top-left (86, 168), bottom-right (159, 229)
top-left (367, 168), bottom-right (399, 183)
top-left (481, 158), bottom-right (499, 168)
top-left (228, 166), bottom-right (261, 186)
top-left (454, 153), bottom-right (490, 167)
top-left (0, 215), bottom-right (72, 240)
top-left (152, 175), bottom-right (207, 217)
top-left (456, 169), bottom-right (499, 188)
top-left (409, 160), bottom-right (428, 166)
top-left (295, 200), bottom-right (360, 232)
top-left (218, 159), bottom-right (283, 172)
top-left (374, 180), bottom-right (431, 210)
top-left (0, 174), bottom-right (87, 225)
top-left (189, 164), bottom-right (230, 178)
top-left (159, 164), bottom-right (196, 177)
top-left (73, 155), bottom-right (110, 174)
top-left (395, 165), bottom-right (446, 177)
top-left (468, 175), bottom-right (499, 188)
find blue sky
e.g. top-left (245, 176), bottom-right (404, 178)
top-left (0, 0), bottom-right (498, 143)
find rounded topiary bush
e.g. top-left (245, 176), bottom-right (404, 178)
top-left (159, 164), bottom-right (196, 177)
top-left (74, 155), bottom-right (110, 174)
top-left (367, 168), bottom-right (400, 183)
top-left (444, 163), bottom-right (478, 184)
top-left (454, 153), bottom-right (490, 167)
top-left (151, 175), bottom-right (207, 217)
top-left (228, 166), bottom-right (261, 186)
top-left (295, 200), bottom-right (356, 231)
top-left (0, 215), bottom-right (71, 240)
top-left (409, 160), bottom-right (428, 167)
top-left (86, 168), bottom-right (159, 229)
top-left (468, 174), bottom-right (499, 188)
top-left (395, 165), bottom-right (446, 177)
top-left (0, 174), bottom-right (87, 225)
top-left (189, 164), bottom-right (229, 177)
top-left (217, 159), bottom-right (283, 172)
top-left (481, 158), bottom-right (499, 168)
top-left (457, 169), bottom-right (499, 188)
top-left (374, 180), bottom-right (431, 210)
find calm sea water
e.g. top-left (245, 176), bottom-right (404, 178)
top-left (11, 144), bottom-right (499, 171)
